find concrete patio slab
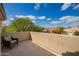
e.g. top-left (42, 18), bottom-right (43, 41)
top-left (1, 40), bottom-right (55, 56)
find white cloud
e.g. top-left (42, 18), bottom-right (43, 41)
top-left (50, 21), bottom-right (63, 24)
top-left (10, 17), bottom-right (14, 20)
top-left (37, 16), bottom-right (46, 20)
top-left (34, 3), bottom-right (40, 10)
top-left (32, 20), bottom-right (36, 23)
top-left (15, 15), bottom-right (36, 20)
top-left (60, 16), bottom-right (79, 22)
top-left (70, 22), bottom-right (79, 27)
top-left (3, 15), bottom-right (37, 26)
top-left (73, 4), bottom-right (79, 10)
top-left (61, 3), bottom-right (72, 11)
top-left (2, 17), bottom-right (15, 26)
top-left (61, 3), bottom-right (79, 11)
top-left (50, 16), bottom-right (79, 27)
top-left (2, 20), bottom-right (11, 26)
top-left (47, 18), bottom-right (52, 21)
top-left (26, 15), bottom-right (36, 20)
top-left (16, 15), bottom-right (25, 18)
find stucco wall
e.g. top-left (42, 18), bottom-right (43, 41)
top-left (2, 32), bottom-right (31, 42)
top-left (0, 20), bottom-right (1, 37)
top-left (31, 32), bottom-right (79, 56)
top-left (0, 20), bottom-right (2, 55)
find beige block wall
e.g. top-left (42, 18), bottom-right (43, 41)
top-left (3, 32), bottom-right (31, 42)
top-left (31, 32), bottom-right (79, 56)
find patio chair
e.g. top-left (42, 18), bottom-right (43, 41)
top-left (1, 36), bottom-right (18, 49)
top-left (11, 36), bottom-right (19, 45)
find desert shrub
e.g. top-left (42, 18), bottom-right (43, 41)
top-left (73, 31), bottom-right (79, 36)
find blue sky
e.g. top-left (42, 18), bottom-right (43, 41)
top-left (3, 3), bottom-right (79, 28)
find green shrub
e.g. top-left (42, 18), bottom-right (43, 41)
top-left (2, 17), bottom-right (45, 32)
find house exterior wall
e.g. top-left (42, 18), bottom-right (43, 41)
top-left (0, 4), bottom-right (6, 54)
top-left (0, 20), bottom-right (2, 36)
top-left (70, 27), bottom-right (79, 32)
top-left (31, 32), bottom-right (79, 56)
top-left (0, 4), bottom-right (6, 20)
top-left (0, 20), bottom-right (2, 54)
top-left (64, 27), bottom-right (79, 35)
top-left (44, 28), bottom-right (55, 33)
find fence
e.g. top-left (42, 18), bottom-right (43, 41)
top-left (31, 32), bottom-right (79, 55)
top-left (2, 32), bottom-right (31, 42)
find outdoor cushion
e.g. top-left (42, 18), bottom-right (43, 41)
top-left (4, 36), bottom-right (11, 41)
top-left (11, 40), bottom-right (17, 43)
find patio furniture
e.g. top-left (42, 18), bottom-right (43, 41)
top-left (11, 36), bottom-right (19, 45)
top-left (1, 36), bottom-right (18, 49)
